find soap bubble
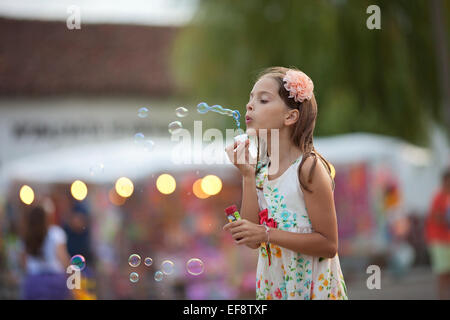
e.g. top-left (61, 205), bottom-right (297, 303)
top-left (168, 121), bottom-right (182, 134)
top-left (211, 105), bottom-right (223, 113)
top-left (175, 107), bottom-right (189, 118)
top-left (134, 133), bottom-right (145, 144)
top-left (128, 254), bottom-right (141, 267)
top-left (154, 271), bottom-right (163, 281)
top-left (144, 257), bottom-right (153, 266)
top-left (70, 254), bottom-right (86, 271)
top-left (186, 258), bottom-right (204, 276)
top-left (143, 140), bottom-right (155, 152)
top-left (138, 107), bottom-right (149, 118)
top-left (196, 102), bottom-right (241, 127)
top-left (197, 102), bottom-right (209, 114)
top-left (129, 272), bottom-right (139, 283)
top-left (161, 260), bottom-right (174, 275)
top-left (224, 109), bottom-right (234, 116)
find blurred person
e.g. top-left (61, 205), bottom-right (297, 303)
top-left (224, 67), bottom-right (347, 300)
top-left (63, 201), bottom-right (93, 267)
top-left (425, 168), bottom-right (450, 299)
top-left (20, 205), bottom-right (72, 299)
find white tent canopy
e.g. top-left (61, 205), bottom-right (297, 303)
top-left (1, 132), bottom-right (447, 213)
top-left (0, 136), bottom-right (233, 186)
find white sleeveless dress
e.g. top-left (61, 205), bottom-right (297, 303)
top-left (254, 154), bottom-right (348, 300)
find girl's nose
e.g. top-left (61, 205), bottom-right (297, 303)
top-left (246, 102), bottom-right (254, 111)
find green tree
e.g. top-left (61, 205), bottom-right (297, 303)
top-left (171, 0), bottom-right (449, 146)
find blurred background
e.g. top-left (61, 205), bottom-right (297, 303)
top-left (0, 0), bottom-right (449, 299)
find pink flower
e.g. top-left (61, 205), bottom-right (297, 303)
top-left (283, 69), bottom-right (314, 103)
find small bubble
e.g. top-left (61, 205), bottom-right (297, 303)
top-left (186, 258), bottom-right (204, 276)
top-left (168, 121), bottom-right (183, 134)
top-left (161, 260), bottom-right (174, 275)
top-left (175, 107), bottom-right (189, 118)
top-left (143, 140), bottom-right (155, 152)
top-left (154, 271), bottom-right (163, 281)
top-left (130, 272), bottom-right (139, 283)
top-left (138, 107), bottom-right (149, 118)
top-left (128, 254), bottom-right (141, 267)
top-left (134, 133), bottom-right (145, 144)
top-left (197, 102), bottom-right (209, 114)
top-left (144, 257), bottom-right (153, 266)
top-left (70, 254), bottom-right (86, 271)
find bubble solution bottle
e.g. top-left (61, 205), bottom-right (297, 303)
top-left (224, 205), bottom-right (241, 223)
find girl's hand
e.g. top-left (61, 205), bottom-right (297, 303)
top-left (225, 139), bottom-right (256, 177)
top-left (223, 219), bottom-right (266, 246)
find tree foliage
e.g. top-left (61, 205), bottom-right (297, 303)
top-left (171, 0), bottom-right (449, 146)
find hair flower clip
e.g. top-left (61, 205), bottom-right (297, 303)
top-left (282, 69), bottom-right (314, 103)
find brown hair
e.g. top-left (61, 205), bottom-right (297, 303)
top-left (254, 66), bottom-right (334, 193)
top-left (24, 206), bottom-right (48, 257)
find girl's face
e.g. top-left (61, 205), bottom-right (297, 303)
top-left (245, 75), bottom-right (294, 133)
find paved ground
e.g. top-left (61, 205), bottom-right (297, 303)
top-left (345, 266), bottom-right (439, 300)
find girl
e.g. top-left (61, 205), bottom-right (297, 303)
top-left (224, 66), bottom-right (348, 300)
top-left (20, 205), bottom-right (72, 299)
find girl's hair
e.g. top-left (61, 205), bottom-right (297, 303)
top-left (254, 66), bottom-right (334, 193)
top-left (24, 206), bottom-right (48, 257)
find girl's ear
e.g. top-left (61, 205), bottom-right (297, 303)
top-left (285, 109), bottom-right (299, 126)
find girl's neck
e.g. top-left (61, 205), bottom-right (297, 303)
top-left (265, 128), bottom-right (302, 173)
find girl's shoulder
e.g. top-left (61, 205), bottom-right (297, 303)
top-left (297, 152), bottom-right (335, 192)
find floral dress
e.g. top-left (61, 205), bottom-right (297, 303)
top-left (255, 154), bottom-right (348, 300)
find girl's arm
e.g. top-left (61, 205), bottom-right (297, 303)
top-left (241, 174), bottom-right (261, 225)
top-left (241, 174), bottom-right (262, 249)
top-left (224, 156), bottom-right (338, 258)
top-left (225, 139), bottom-right (261, 249)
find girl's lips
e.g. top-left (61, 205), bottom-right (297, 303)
top-left (245, 116), bottom-right (252, 123)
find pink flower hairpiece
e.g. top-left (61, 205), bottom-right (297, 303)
top-left (283, 69), bottom-right (314, 103)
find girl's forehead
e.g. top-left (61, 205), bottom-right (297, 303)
top-left (252, 76), bottom-right (279, 95)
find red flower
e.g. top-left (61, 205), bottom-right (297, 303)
top-left (259, 208), bottom-right (278, 228)
top-left (259, 208), bottom-right (268, 224)
top-left (257, 280), bottom-right (261, 288)
top-left (275, 288), bottom-right (282, 299)
top-left (266, 218), bottom-right (277, 228)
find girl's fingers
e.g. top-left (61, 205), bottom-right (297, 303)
top-left (223, 219), bottom-right (243, 231)
top-left (225, 141), bottom-right (238, 154)
top-left (231, 231), bottom-right (246, 240)
top-left (225, 141), bottom-right (239, 163)
top-left (235, 141), bottom-right (248, 164)
top-left (235, 237), bottom-right (251, 245)
top-left (229, 225), bottom-right (248, 235)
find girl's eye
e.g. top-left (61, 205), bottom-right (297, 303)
top-left (260, 100), bottom-right (268, 104)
